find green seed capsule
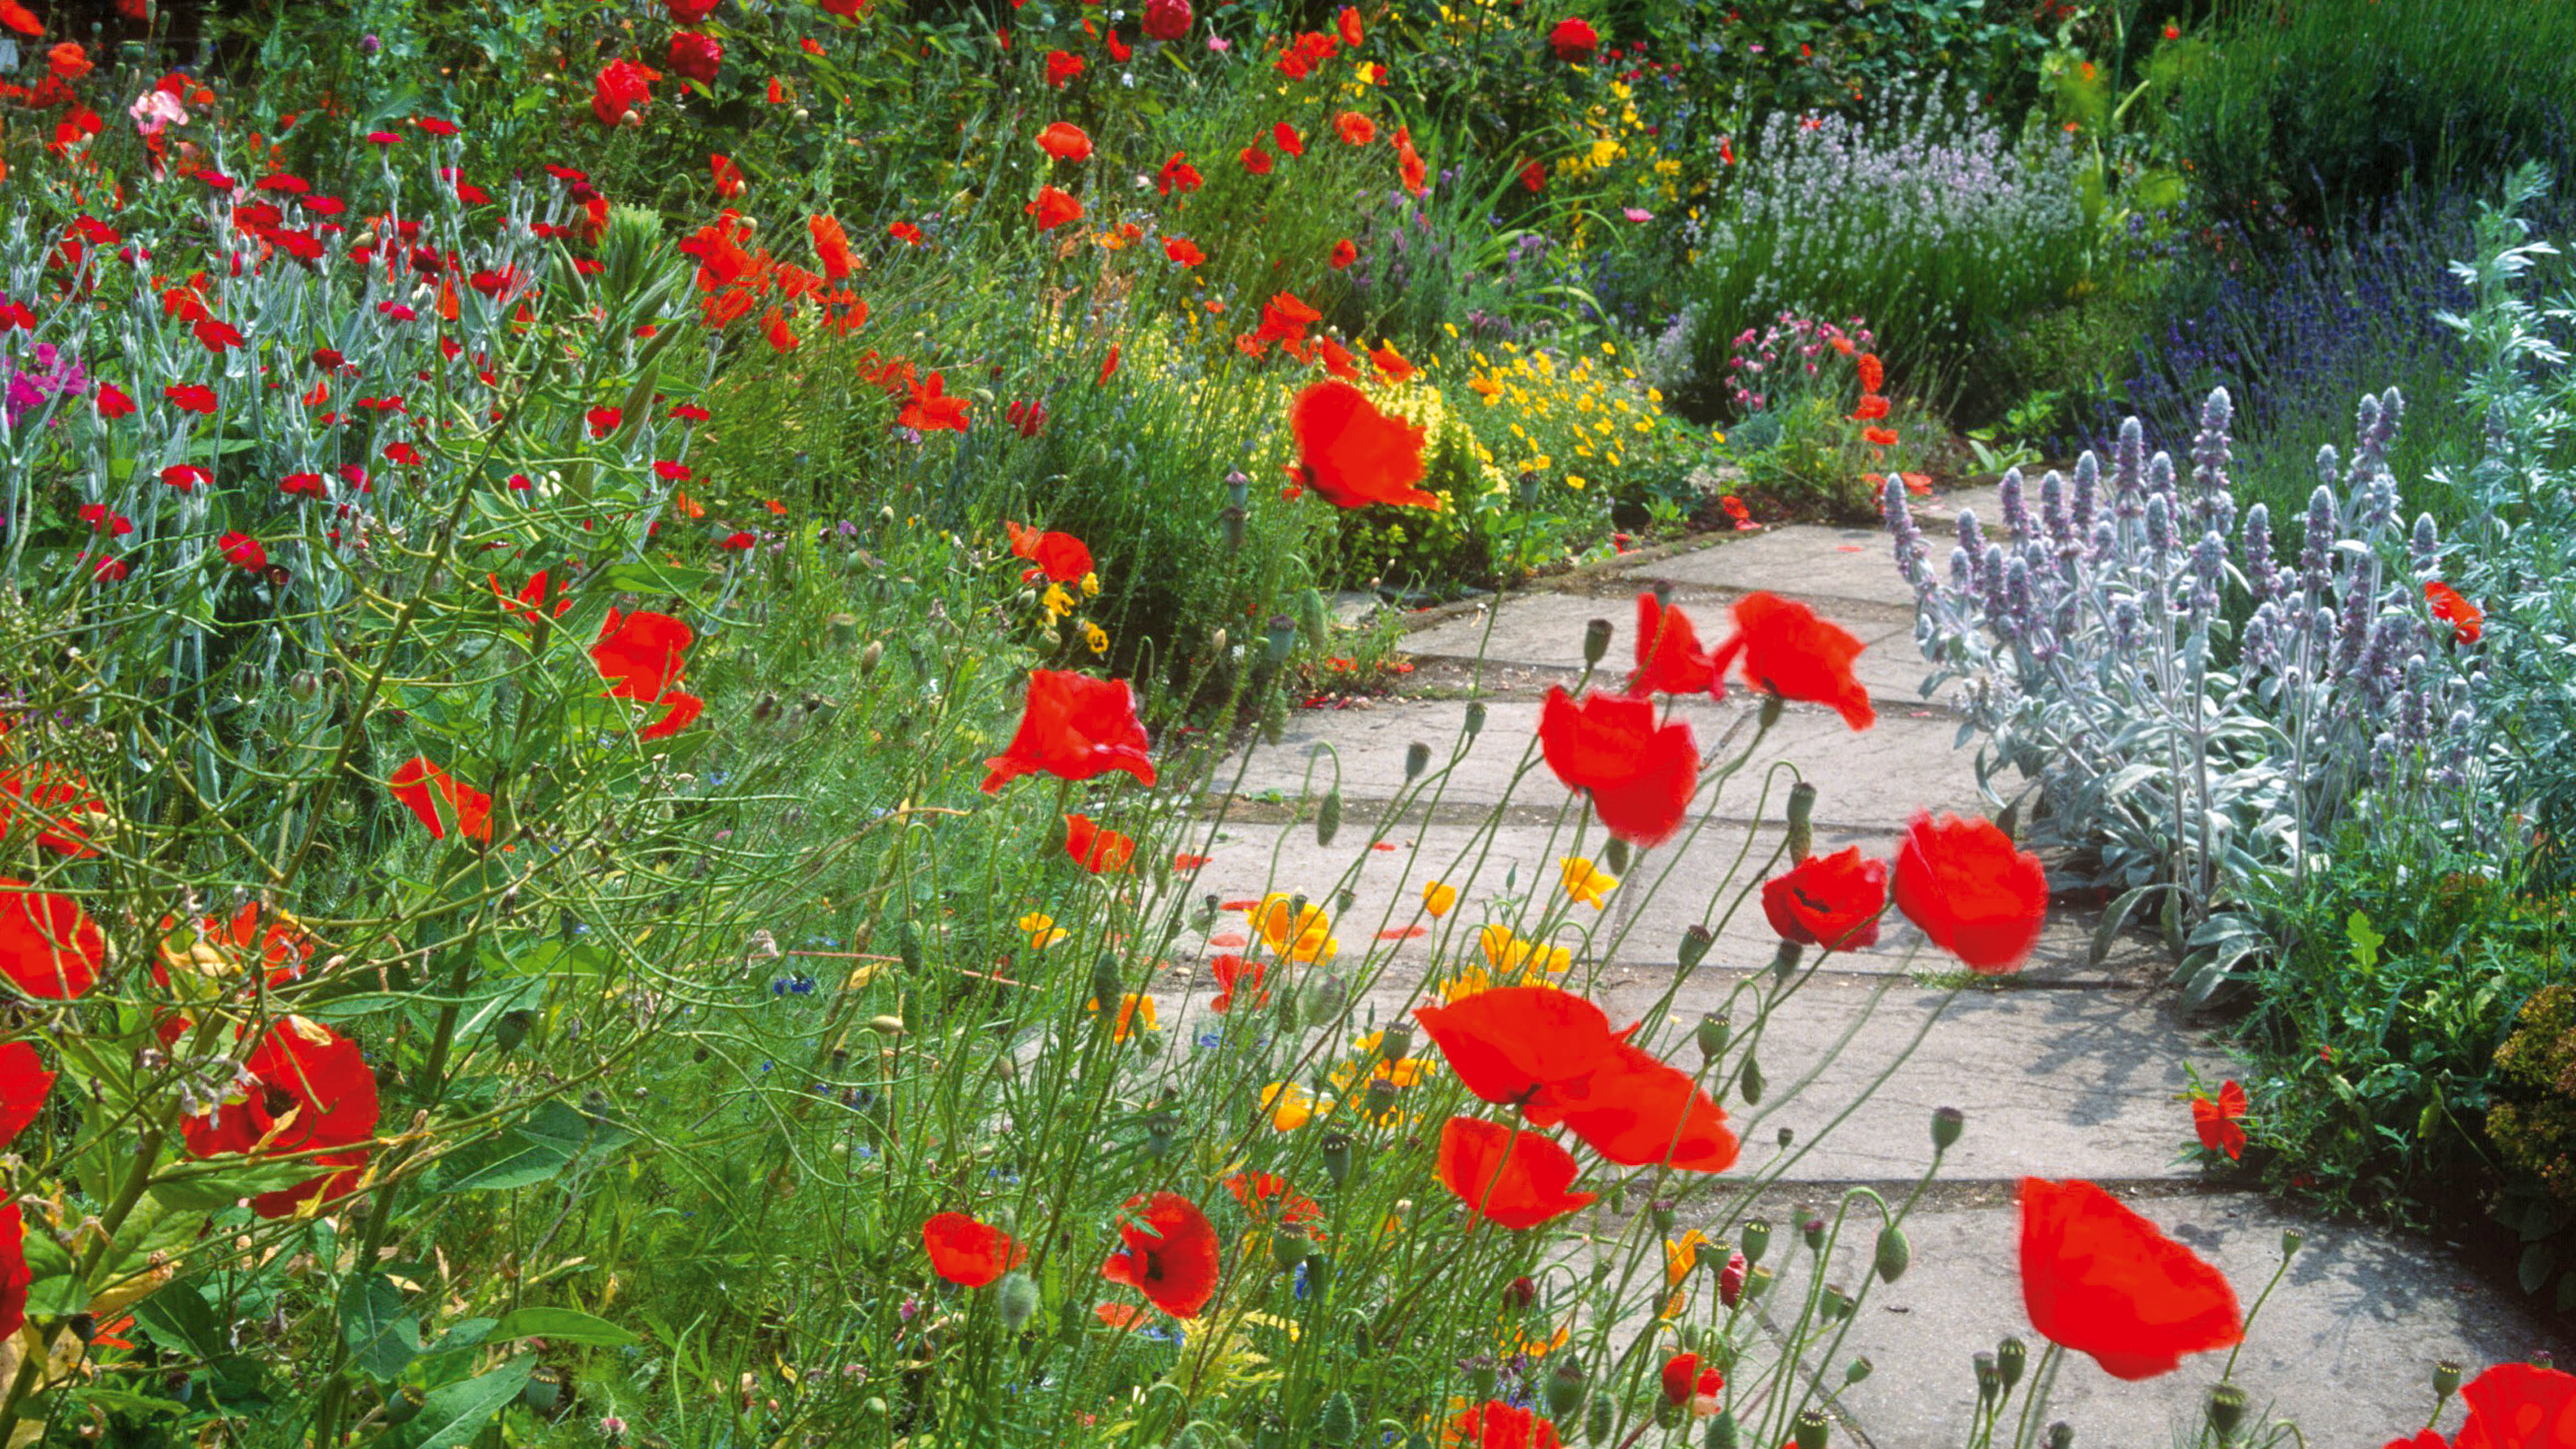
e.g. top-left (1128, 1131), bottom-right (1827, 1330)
top-left (1543, 1362), bottom-right (1585, 1418)
top-left (1406, 741), bottom-right (1432, 779)
top-left (1740, 1219), bottom-right (1771, 1265)
top-left (1996, 1336), bottom-right (2027, 1391)
top-left (1739, 1051), bottom-right (1764, 1105)
top-left (1679, 925), bottom-right (1715, 971)
top-left (2434, 1360), bottom-right (2464, 1400)
top-left (1585, 1394), bottom-right (1614, 1444)
top-left (1705, 1410), bottom-right (1738, 1449)
top-left (1792, 1408), bottom-right (1828, 1449)
top-left (2207, 1384), bottom-right (2248, 1439)
top-left (1464, 700), bottom-right (1488, 737)
top-left (1932, 1106), bottom-right (1965, 1151)
top-left (1583, 618), bottom-right (1613, 667)
top-left (1696, 1013), bottom-right (1730, 1062)
top-left (1844, 1357), bottom-right (1872, 1385)
top-left (2046, 1423), bottom-right (2073, 1449)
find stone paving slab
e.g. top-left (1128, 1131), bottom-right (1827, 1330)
top-left (1218, 698), bottom-right (1986, 831)
top-left (1400, 591), bottom-right (1950, 709)
top-left (1811, 1192), bottom-right (2569, 1449)
top-left (1622, 525), bottom-right (1922, 611)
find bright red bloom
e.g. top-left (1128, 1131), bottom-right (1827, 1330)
top-left (166, 383), bottom-right (217, 414)
top-left (923, 1212), bottom-right (1027, 1286)
top-left (1863, 425), bottom-right (1900, 448)
top-left (1335, 110), bottom-right (1376, 146)
top-left (1098, 343), bottom-right (1121, 385)
top-left (1224, 1170), bottom-right (1322, 1224)
top-left (1329, 237), bottom-right (1358, 270)
top-left (667, 31), bottom-right (723, 84)
top-left (591, 58), bottom-right (660, 126)
top-left (1289, 379), bottom-right (1435, 510)
top-left (1210, 953), bottom-right (1267, 1012)
top-left (1893, 811), bottom-right (2048, 972)
top-left (1100, 1191), bottom-right (1221, 1319)
top-left (1436, 1117), bottom-right (1596, 1228)
top-left (1761, 848), bottom-right (1888, 951)
top-left (0, 763), bottom-right (105, 857)
top-left (1661, 1352), bottom-right (1723, 1408)
top-left (1007, 520), bottom-right (1095, 583)
top-left (1038, 121), bottom-right (1094, 162)
top-left (890, 221), bottom-right (928, 247)
top-left (1394, 126), bottom-right (1426, 196)
top-left (811, 214), bottom-right (857, 280)
top-left (900, 371), bottom-right (972, 432)
top-left (2412, 1362), bottom-right (2576, 1449)
top-left (193, 319), bottom-right (246, 353)
top-left (388, 757), bottom-right (493, 842)
top-left (586, 405), bottom-right (623, 438)
top-left (1164, 236), bottom-right (1206, 266)
top-left (1857, 353), bottom-right (1885, 393)
top-left (218, 531), bottom-right (266, 572)
top-left (1521, 158), bottom-right (1546, 192)
top-left (1027, 184), bottom-right (1084, 231)
top-left (1709, 591), bottom-right (1874, 729)
top-left (0, 1042), bottom-right (51, 1146)
top-left (1548, 16), bottom-right (1598, 60)
top-left (1046, 49), bottom-right (1084, 87)
top-left (1850, 394), bottom-right (1890, 422)
top-left (95, 384), bottom-right (136, 418)
top-left (2019, 1178), bottom-right (2242, 1380)
top-left (1336, 5), bottom-right (1364, 45)
top-left (1274, 122), bottom-right (1307, 156)
top-left (1629, 592), bottom-right (1718, 696)
top-left (1240, 143), bottom-right (1274, 175)
top-left (1449, 1401), bottom-right (1564, 1449)
top-left (2192, 1080), bottom-right (2248, 1161)
top-left (2425, 581), bottom-right (2483, 645)
top-left (0, 1206), bottom-right (26, 1344)
top-left (180, 1016), bottom-right (381, 1219)
top-left (1541, 1040), bottom-right (1738, 1173)
top-left (668, 0), bottom-right (719, 19)
top-left (1064, 813), bottom-right (1136, 873)
top-left (592, 609), bottom-right (704, 740)
top-left (983, 670), bottom-right (1157, 794)
top-left (1156, 152), bottom-right (1203, 195)
top-left (1141, 0), bottom-right (1191, 41)
top-left (1414, 986), bottom-right (1620, 1113)
top-left (1537, 687), bottom-right (1699, 846)
top-left (710, 153), bottom-right (745, 200)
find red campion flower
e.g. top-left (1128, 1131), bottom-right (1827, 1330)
top-left (388, 757), bottom-right (493, 842)
top-left (1660, 1352), bottom-right (1724, 1411)
top-left (1893, 811), bottom-right (2048, 972)
top-left (1539, 1039), bottom-right (1738, 1173)
top-left (592, 609), bottom-right (705, 740)
top-left (179, 1016), bottom-right (381, 1220)
top-left (166, 383), bottom-right (217, 415)
top-left (2019, 1178), bottom-right (2242, 1380)
top-left (1210, 954), bottom-right (1267, 1012)
top-left (923, 1212), bottom-right (1027, 1287)
top-left (0, 1206), bottom-right (27, 1344)
top-left (2192, 1080), bottom-right (2248, 1161)
top-left (218, 531), bottom-right (266, 572)
top-left (1761, 847), bottom-right (1888, 952)
top-left (1224, 1170), bottom-right (1322, 1225)
top-left (983, 670), bottom-right (1157, 794)
top-left (2425, 580), bottom-right (2483, 646)
top-left (1026, 184), bottom-right (1084, 231)
top-left (1064, 813), bottom-right (1136, 873)
top-left (1006, 520), bottom-right (1094, 584)
top-left (1, 880), bottom-right (105, 1000)
top-left (1547, 16), bottom-right (1599, 61)
top-left (1437, 1117), bottom-right (1596, 1229)
top-left (1629, 591), bottom-right (1718, 696)
top-left (1288, 379), bottom-right (1436, 510)
top-left (1414, 986), bottom-right (1622, 1113)
top-left (2389, 1362), bottom-right (2576, 1449)
top-left (1100, 1191), bottom-right (1221, 1318)
top-left (1449, 1400), bottom-right (1565, 1449)
top-left (1708, 591), bottom-right (1874, 729)
top-left (0, 1041), bottom-right (54, 1146)
top-left (1537, 687), bottom-right (1699, 846)
top-left (1037, 121), bottom-right (1094, 162)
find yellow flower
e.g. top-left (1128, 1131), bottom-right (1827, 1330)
top-left (1566, 474), bottom-right (1587, 491)
top-left (1084, 621), bottom-right (1109, 657)
top-left (1081, 571), bottom-right (1102, 597)
top-left (1018, 911), bottom-right (1068, 951)
top-left (1479, 924), bottom-right (1572, 977)
top-left (1423, 880), bottom-right (1458, 917)
top-left (1253, 893), bottom-right (1338, 964)
top-left (1262, 1081), bottom-right (1329, 1130)
top-left (1666, 1229), bottom-right (1711, 1286)
top-left (1560, 856), bottom-right (1619, 909)
top-left (1331, 1031), bottom-right (1440, 1092)
top-left (1088, 993), bottom-right (1158, 1039)
top-left (1437, 968), bottom-right (1496, 1002)
top-left (1505, 1322), bottom-right (1572, 1358)
top-left (1041, 584), bottom-right (1075, 621)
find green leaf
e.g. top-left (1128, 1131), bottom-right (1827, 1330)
top-left (398, 1356), bottom-right (535, 1449)
top-left (2093, 885), bottom-right (2158, 966)
top-left (148, 1160), bottom-right (317, 1213)
top-left (2517, 1242), bottom-right (2555, 1296)
top-left (340, 1274), bottom-right (422, 1382)
top-left (438, 1099), bottom-right (631, 1192)
top-left (2345, 910), bottom-right (2384, 970)
top-left (25, 1276), bottom-right (86, 1318)
top-left (132, 1281), bottom-right (223, 1360)
top-left (489, 1306), bottom-right (638, 1347)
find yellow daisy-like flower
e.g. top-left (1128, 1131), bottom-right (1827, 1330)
top-left (1560, 856), bottom-right (1619, 909)
top-left (1423, 880), bottom-right (1459, 917)
top-left (1018, 911), bottom-right (1069, 951)
top-left (1261, 1081), bottom-right (1329, 1130)
top-left (1505, 1322), bottom-right (1572, 1358)
top-left (1252, 893), bottom-right (1338, 964)
top-left (1437, 968), bottom-right (1495, 1003)
top-left (1480, 924), bottom-right (1572, 977)
top-left (1087, 992), bottom-right (1158, 1040)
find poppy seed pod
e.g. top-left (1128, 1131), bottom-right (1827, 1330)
top-left (1272, 1231), bottom-right (1308, 1270)
top-left (1316, 1390), bottom-right (1358, 1445)
top-left (1776, 1127), bottom-right (1794, 1150)
top-left (1740, 1219), bottom-right (1771, 1265)
top-left (1405, 741), bottom-right (1431, 779)
top-left (1874, 1225), bottom-right (1910, 1283)
top-left (1380, 1025), bottom-right (1414, 1062)
top-left (1144, 1112), bottom-right (1179, 1158)
top-left (2207, 1384), bottom-right (2248, 1439)
top-left (997, 1271), bottom-right (1040, 1331)
top-left (1650, 1200), bottom-right (1675, 1232)
top-left (1793, 1409), bottom-right (1829, 1449)
top-left (2434, 1360), bottom-right (2464, 1400)
top-left (1996, 1336), bottom-right (2026, 1390)
top-left (1695, 1012), bottom-right (1730, 1062)
top-left (1543, 1361), bottom-right (1586, 1418)
top-left (829, 613), bottom-right (860, 647)
top-left (1679, 924), bottom-right (1715, 970)
top-left (1785, 780), bottom-right (1816, 862)
top-left (1317, 787), bottom-right (1343, 846)
top-left (1265, 614), bottom-right (1300, 665)
top-left (1464, 700), bottom-right (1487, 736)
top-left (1931, 1105), bottom-right (1965, 1151)
top-left (1974, 1353), bottom-right (2000, 1402)
top-left (2280, 1228), bottom-right (2303, 1257)
top-left (1219, 505), bottom-right (1249, 552)
top-left (1844, 1357), bottom-right (1872, 1385)
top-left (1744, 1265), bottom-right (1773, 1301)
top-left (1469, 1355), bottom-right (1499, 1399)
top-left (1320, 1133), bottom-right (1353, 1184)
top-left (1583, 617), bottom-right (1612, 667)
top-left (1770, 939), bottom-right (1802, 983)
top-left (1819, 1282), bottom-right (1851, 1320)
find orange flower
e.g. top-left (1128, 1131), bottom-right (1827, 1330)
top-left (2424, 580), bottom-right (2483, 645)
top-left (47, 43), bottom-right (91, 80)
top-left (1335, 110), bottom-right (1377, 146)
top-left (1856, 353), bottom-right (1885, 393)
top-left (1393, 126), bottom-right (1426, 196)
top-left (1862, 425), bottom-right (1899, 448)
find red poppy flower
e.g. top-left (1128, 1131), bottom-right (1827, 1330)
top-left (2020, 1178), bottom-right (2242, 1380)
top-left (1274, 122), bottom-right (1307, 156)
top-left (0, 763), bottom-right (105, 857)
top-left (898, 371), bottom-right (972, 433)
top-left (193, 319), bottom-right (245, 353)
top-left (593, 609), bottom-right (705, 740)
top-left (1708, 592), bottom-right (1874, 729)
top-left (1336, 5), bottom-right (1364, 45)
top-left (811, 214), bottom-right (857, 280)
top-left (1661, 1352), bottom-right (1724, 1408)
top-left (1224, 1170), bottom-right (1321, 1224)
top-left (1541, 1040), bottom-right (1738, 1173)
top-left (923, 1212), bottom-right (1027, 1286)
top-left (1038, 121), bottom-right (1094, 162)
top-left (1548, 16), bottom-right (1598, 60)
top-left (1064, 813), bottom-right (1136, 873)
top-left (1761, 848), bottom-right (1888, 951)
top-left (1335, 111), bottom-right (1376, 146)
top-left (2425, 581), bottom-right (2483, 645)
top-left (890, 221), bottom-right (928, 247)
top-left (1324, 238), bottom-right (1357, 270)
top-left (1164, 236), bottom-right (1206, 266)
top-left (1394, 126), bottom-right (1427, 196)
top-left (1100, 1191), bottom-right (1221, 1318)
top-left (218, 531), bottom-right (266, 572)
top-left (2192, 1080), bottom-right (2248, 1161)
top-left (1863, 425), bottom-right (1900, 448)
top-left (1850, 394), bottom-right (1889, 422)
top-left (0, 1042), bottom-right (51, 1146)
top-left (1629, 592), bottom-right (1718, 696)
top-left (2421, 1362), bottom-right (2576, 1449)
top-left (179, 1016), bottom-right (381, 1219)
top-left (1210, 953), bottom-right (1267, 1012)
top-left (47, 42), bottom-right (91, 79)
top-left (983, 670), bottom-right (1158, 794)
top-left (1046, 49), bottom-right (1084, 86)
top-left (1288, 379), bottom-right (1435, 510)
top-left (1537, 687), bottom-right (1699, 846)
top-left (1857, 353), bottom-right (1884, 392)
top-left (388, 757), bottom-right (493, 842)
top-left (1156, 152), bottom-right (1203, 195)
top-left (0, 1205), bottom-right (26, 1344)
top-left (1893, 811), bottom-right (2047, 972)
top-left (710, 153), bottom-right (745, 200)
top-left (1006, 521), bottom-right (1094, 584)
top-left (1414, 986), bottom-right (1621, 1111)
top-left (1369, 341), bottom-right (1413, 382)
top-left (1449, 1401), bottom-right (1564, 1449)
top-left (667, 31), bottom-right (723, 84)
top-left (1240, 143), bottom-right (1274, 175)
top-left (1437, 1117), bottom-right (1597, 1228)
top-left (591, 58), bottom-right (660, 126)
top-left (1027, 184), bottom-right (1084, 231)
top-left (1098, 343), bottom-right (1121, 385)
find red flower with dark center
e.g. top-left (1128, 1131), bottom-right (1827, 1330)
top-left (1210, 954), bottom-right (1267, 1012)
top-left (388, 757), bottom-right (493, 842)
top-left (2425, 581), bottom-right (2483, 646)
top-left (1761, 848), bottom-right (1888, 951)
top-left (1289, 380), bottom-right (1434, 509)
top-left (0, 1206), bottom-right (26, 1344)
top-left (1537, 687), bottom-right (1699, 846)
top-left (592, 609), bottom-right (704, 740)
top-left (1540, 1039), bottom-right (1737, 1173)
top-left (900, 371), bottom-right (972, 432)
top-left (1330, 238), bottom-right (1357, 270)
top-left (1448, 1400), bottom-right (1564, 1449)
top-left (2020, 1178), bottom-right (2241, 1380)
top-left (1, 880), bottom-right (104, 1000)
top-left (1007, 520), bottom-right (1094, 584)
top-left (1414, 986), bottom-right (1622, 1113)
top-left (1661, 1352), bottom-right (1723, 1408)
top-left (1064, 813), bottom-right (1136, 873)
top-left (1224, 1170), bottom-right (1322, 1224)
top-left (2192, 1080), bottom-right (2248, 1161)
top-left (983, 670), bottom-right (1157, 794)
top-left (1708, 592), bottom-right (1874, 729)
top-left (923, 1212), bottom-right (1027, 1287)
top-left (1893, 811), bottom-right (2048, 972)
top-left (1436, 1117), bottom-right (1596, 1229)
top-left (1156, 152), bottom-right (1203, 194)
top-left (1100, 1191), bottom-right (1220, 1318)
top-left (179, 1016), bottom-right (381, 1219)
top-left (0, 1041), bottom-right (54, 1146)
top-left (1629, 591), bottom-right (1717, 696)
top-left (1547, 16), bottom-right (1598, 60)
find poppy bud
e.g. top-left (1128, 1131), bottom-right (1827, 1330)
top-left (1608, 1184), bottom-right (1626, 1216)
top-left (1785, 780), bottom-right (1815, 862)
top-left (1464, 700), bottom-right (1487, 736)
top-left (1405, 741), bottom-right (1431, 779)
top-left (2046, 1423), bottom-right (2073, 1449)
top-left (1304, 975), bottom-right (1348, 1021)
top-left (1145, 1112), bottom-right (1179, 1157)
top-left (2207, 1384), bottom-right (2247, 1439)
top-left (1843, 1357), bottom-right (1872, 1385)
top-left (524, 1367), bottom-right (565, 1414)
top-left (1517, 471), bottom-right (1542, 506)
top-left (1583, 617), bottom-right (1612, 667)
top-left (385, 1386), bottom-right (426, 1424)
top-left (2538, 1353), bottom-right (2558, 1373)
top-left (1931, 1106), bottom-right (1964, 1151)
top-left (1696, 1013), bottom-right (1729, 1062)
top-left (1738, 1050), bottom-right (1763, 1105)
top-left (1273, 1232), bottom-right (1309, 1270)
top-left (2280, 1228), bottom-right (2303, 1257)
top-left (1363, 1079), bottom-right (1401, 1123)
top-left (1770, 939), bottom-right (1802, 983)
top-left (1336, 888), bottom-right (1357, 914)
top-left (1759, 693), bottom-right (1784, 729)
top-left (495, 1009), bottom-right (532, 1054)
top-left (1874, 1225), bottom-right (1909, 1283)
top-left (861, 641), bottom-right (884, 675)
top-left (1792, 1409), bottom-right (1828, 1449)
top-left (869, 1013), bottom-right (905, 1036)
top-left (1678, 924), bottom-right (1714, 971)
top-left (1776, 1126), bottom-right (1794, 1150)
top-left (1299, 588), bottom-right (1331, 653)
top-left (1469, 1355), bottom-right (1499, 1399)
top-left (1265, 614), bottom-right (1300, 665)
top-left (1543, 1362), bottom-right (1586, 1418)
top-left (830, 613), bottom-right (860, 647)
top-left (1801, 1214), bottom-right (1825, 1248)
top-left (1740, 1219), bottom-right (1771, 1265)
top-left (1317, 786), bottom-right (1343, 846)
top-left (1092, 956), bottom-right (1124, 1007)
top-left (1974, 1353), bottom-right (2000, 1402)
top-left (1305, 1253), bottom-right (1331, 1294)
top-left (1819, 1282), bottom-right (1850, 1319)
top-left (1585, 1393), bottom-right (1613, 1443)
top-left (2434, 1360), bottom-right (2463, 1400)
top-left (997, 1271), bottom-right (1040, 1331)
top-left (1317, 1390), bottom-right (1359, 1445)
top-left (1320, 1133), bottom-right (1353, 1184)
top-left (1706, 1410), bottom-right (1738, 1449)
top-left (1996, 1335), bottom-right (2027, 1391)
top-left (289, 670), bottom-right (321, 700)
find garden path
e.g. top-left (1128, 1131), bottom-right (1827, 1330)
top-left (1192, 488), bottom-right (2567, 1448)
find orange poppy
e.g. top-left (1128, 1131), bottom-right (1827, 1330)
top-left (1037, 122), bottom-right (1094, 162)
top-left (2425, 580), bottom-right (2483, 645)
top-left (811, 214), bottom-right (857, 280)
top-left (1335, 111), bottom-right (1377, 146)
